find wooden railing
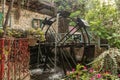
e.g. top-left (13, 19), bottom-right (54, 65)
top-left (0, 38), bottom-right (30, 80)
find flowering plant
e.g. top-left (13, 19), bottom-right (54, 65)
top-left (63, 64), bottom-right (119, 80)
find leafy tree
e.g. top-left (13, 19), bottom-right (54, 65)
top-left (85, 0), bottom-right (120, 48)
top-left (48, 0), bottom-right (120, 48)
top-left (54, 0), bottom-right (88, 17)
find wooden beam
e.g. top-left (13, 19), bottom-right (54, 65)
top-left (4, 0), bottom-right (55, 16)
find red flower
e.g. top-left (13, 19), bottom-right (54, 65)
top-left (118, 74), bottom-right (120, 77)
top-left (72, 68), bottom-right (75, 72)
top-left (96, 74), bottom-right (102, 79)
top-left (89, 68), bottom-right (94, 73)
top-left (83, 66), bottom-right (87, 70)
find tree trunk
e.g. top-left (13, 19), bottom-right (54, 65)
top-left (14, 0), bottom-right (21, 23)
top-left (58, 18), bottom-right (69, 33)
top-left (3, 0), bottom-right (14, 34)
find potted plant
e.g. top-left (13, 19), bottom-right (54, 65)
top-left (27, 28), bottom-right (45, 46)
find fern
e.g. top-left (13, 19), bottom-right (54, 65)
top-left (88, 48), bottom-right (120, 74)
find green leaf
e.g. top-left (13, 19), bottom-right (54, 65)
top-left (70, 11), bottom-right (81, 18)
top-left (69, 21), bottom-right (76, 26)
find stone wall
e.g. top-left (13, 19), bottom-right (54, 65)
top-left (0, 5), bottom-right (51, 30)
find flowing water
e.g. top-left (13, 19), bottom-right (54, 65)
top-left (30, 67), bottom-right (64, 80)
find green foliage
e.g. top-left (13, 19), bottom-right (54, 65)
top-left (85, 2), bottom-right (120, 48)
top-left (33, 28), bottom-right (45, 41)
top-left (54, 0), bottom-right (120, 48)
top-left (54, 0), bottom-right (71, 11)
top-left (63, 63), bottom-right (119, 80)
top-left (26, 28), bottom-right (45, 41)
top-left (6, 28), bottom-right (27, 38)
top-left (70, 11), bottom-right (81, 18)
top-left (0, 28), bottom-right (4, 37)
top-left (5, 28), bottom-right (45, 41)
top-left (107, 32), bottom-right (120, 48)
top-left (88, 48), bottom-right (120, 75)
top-left (69, 21), bottom-right (76, 26)
top-left (55, 0), bottom-right (87, 18)
top-left (115, 0), bottom-right (120, 12)
top-left (69, 10), bottom-right (81, 26)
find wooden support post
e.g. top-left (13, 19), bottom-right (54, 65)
top-left (59, 48), bottom-right (66, 75)
top-left (43, 46), bottom-right (50, 71)
top-left (70, 46), bottom-right (76, 68)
